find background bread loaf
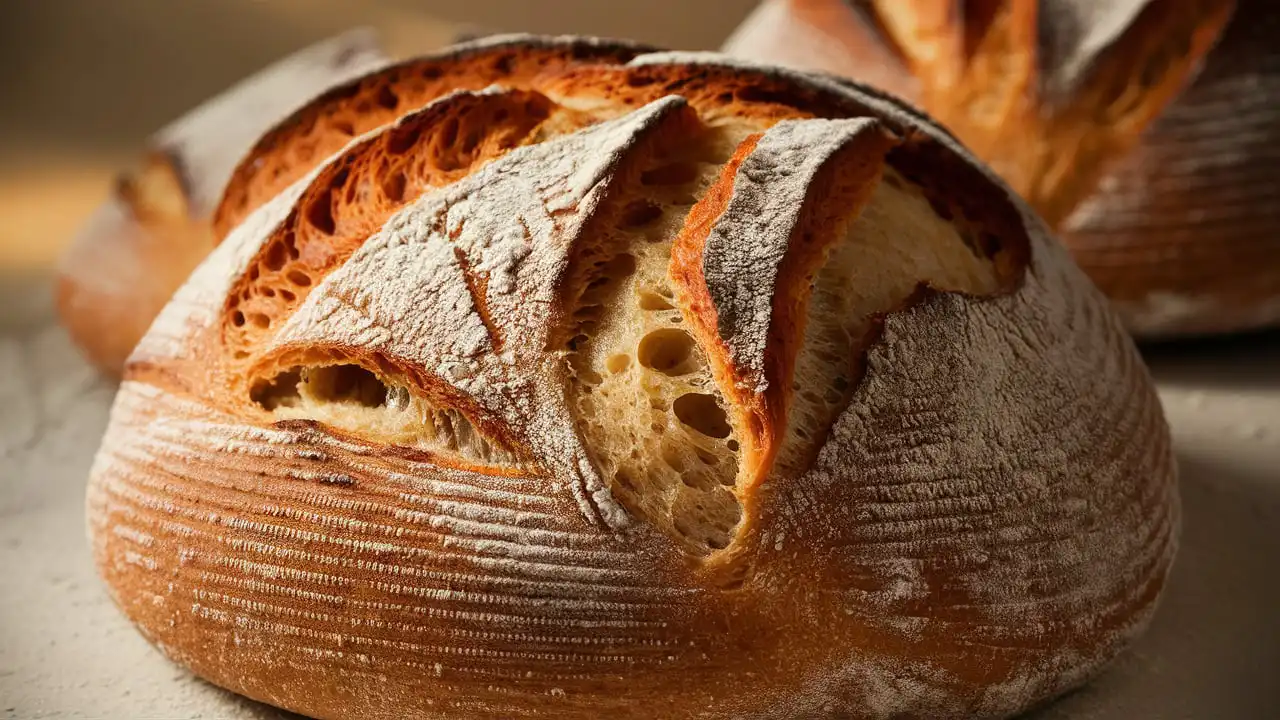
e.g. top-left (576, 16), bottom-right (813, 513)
top-left (56, 29), bottom-right (389, 375)
top-left (723, 0), bottom-right (1280, 338)
top-left (87, 36), bottom-right (1177, 719)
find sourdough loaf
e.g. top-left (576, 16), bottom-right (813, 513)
top-left (86, 35), bottom-right (1178, 719)
top-left (56, 29), bottom-right (389, 375)
top-left (724, 0), bottom-right (1280, 338)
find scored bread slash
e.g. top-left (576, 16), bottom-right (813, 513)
top-left (211, 34), bottom-right (660, 239)
top-left (57, 28), bottom-right (390, 376)
top-left (671, 118), bottom-right (899, 493)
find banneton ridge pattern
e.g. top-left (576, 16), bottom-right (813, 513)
top-left (87, 35), bottom-right (1177, 720)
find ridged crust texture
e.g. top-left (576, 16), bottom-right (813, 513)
top-left (86, 36), bottom-right (1178, 720)
top-left (724, 0), bottom-right (1280, 338)
top-left (56, 29), bottom-right (390, 376)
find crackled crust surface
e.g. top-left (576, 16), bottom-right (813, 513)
top-left (87, 37), bottom-right (1177, 720)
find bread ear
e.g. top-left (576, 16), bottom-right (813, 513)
top-left (671, 119), bottom-right (897, 491)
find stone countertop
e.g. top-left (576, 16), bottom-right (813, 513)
top-left (2, 273), bottom-right (1278, 719)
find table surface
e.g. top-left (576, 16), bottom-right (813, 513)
top-left (2, 4), bottom-right (1279, 719)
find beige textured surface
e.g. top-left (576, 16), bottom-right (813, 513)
top-left (2, 279), bottom-right (1278, 719)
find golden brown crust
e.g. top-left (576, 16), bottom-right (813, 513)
top-left (212, 36), bottom-right (657, 239)
top-left (670, 125), bottom-right (898, 493)
top-left (86, 38), bottom-right (1177, 719)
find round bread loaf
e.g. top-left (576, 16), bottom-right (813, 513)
top-left (86, 35), bottom-right (1178, 720)
top-left (723, 0), bottom-right (1280, 338)
top-left (56, 29), bottom-right (389, 376)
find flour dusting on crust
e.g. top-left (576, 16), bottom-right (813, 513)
top-left (701, 117), bottom-right (881, 392)
top-left (273, 96), bottom-right (691, 528)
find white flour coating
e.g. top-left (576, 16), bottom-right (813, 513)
top-left (154, 28), bottom-right (387, 213)
top-left (700, 117), bottom-right (880, 392)
top-left (275, 95), bottom-right (689, 529)
top-left (135, 88), bottom-right (509, 364)
top-left (760, 216), bottom-right (1177, 715)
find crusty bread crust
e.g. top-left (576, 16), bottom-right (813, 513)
top-left (212, 35), bottom-right (659, 239)
top-left (86, 37), bottom-right (1177, 720)
top-left (725, 0), bottom-right (1280, 338)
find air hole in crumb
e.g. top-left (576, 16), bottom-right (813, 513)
top-left (263, 287), bottom-right (276, 297)
top-left (307, 364), bottom-right (389, 407)
top-left (279, 289), bottom-right (296, 302)
top-left (606, 354), bottom-right (631, 374)
top-left (376, 84), bottom-right (399, 110)
top-left (439, 117), bottom-right (460, 148)
top-left (387, 123), bottom-right (424, 155)
top-left (661, 442), bottom-right (688, 472)
top-left (250, 313), bottom-right (270, 329)
top-left (615, 469), bottom-right (637, 492)
top-left (639, 292), bottom-right (674, 311)
top-left (333, 120), bottom-right (355, 136)
top-left (382, 170), bottom-right (407, 202)
top-left (674, 393), bottom-right (731, 439)
top-left (231, 311), bottom-right (246, 327)
top-left (727, 439), bottom-right (740, 452)
top-left (638, 329), bottom-right (700, 376)
top-left (306, 190), bottom-right (336, 235)
top-left (642, 162), bottom-right (699, 186)
top-left (620, 200), bottom-right (663, 228)
top-left (264, 242), bottom-right (287, 271)
top-left (286, 270), bottom-right (313, 287)
top-left (460, 129), bottom-right (482, 154)
top-left (250, 369), bottom-right (301, 410)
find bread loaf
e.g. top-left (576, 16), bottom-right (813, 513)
top-left (724, 0), bottom-right (1280, 338)
top-left (86, 35), bottom-right (1178, 719)
top-left (56, 29), bottom-right (389, 375)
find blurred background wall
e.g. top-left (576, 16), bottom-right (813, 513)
top-left (0, 0), bottom-right (758, 275)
